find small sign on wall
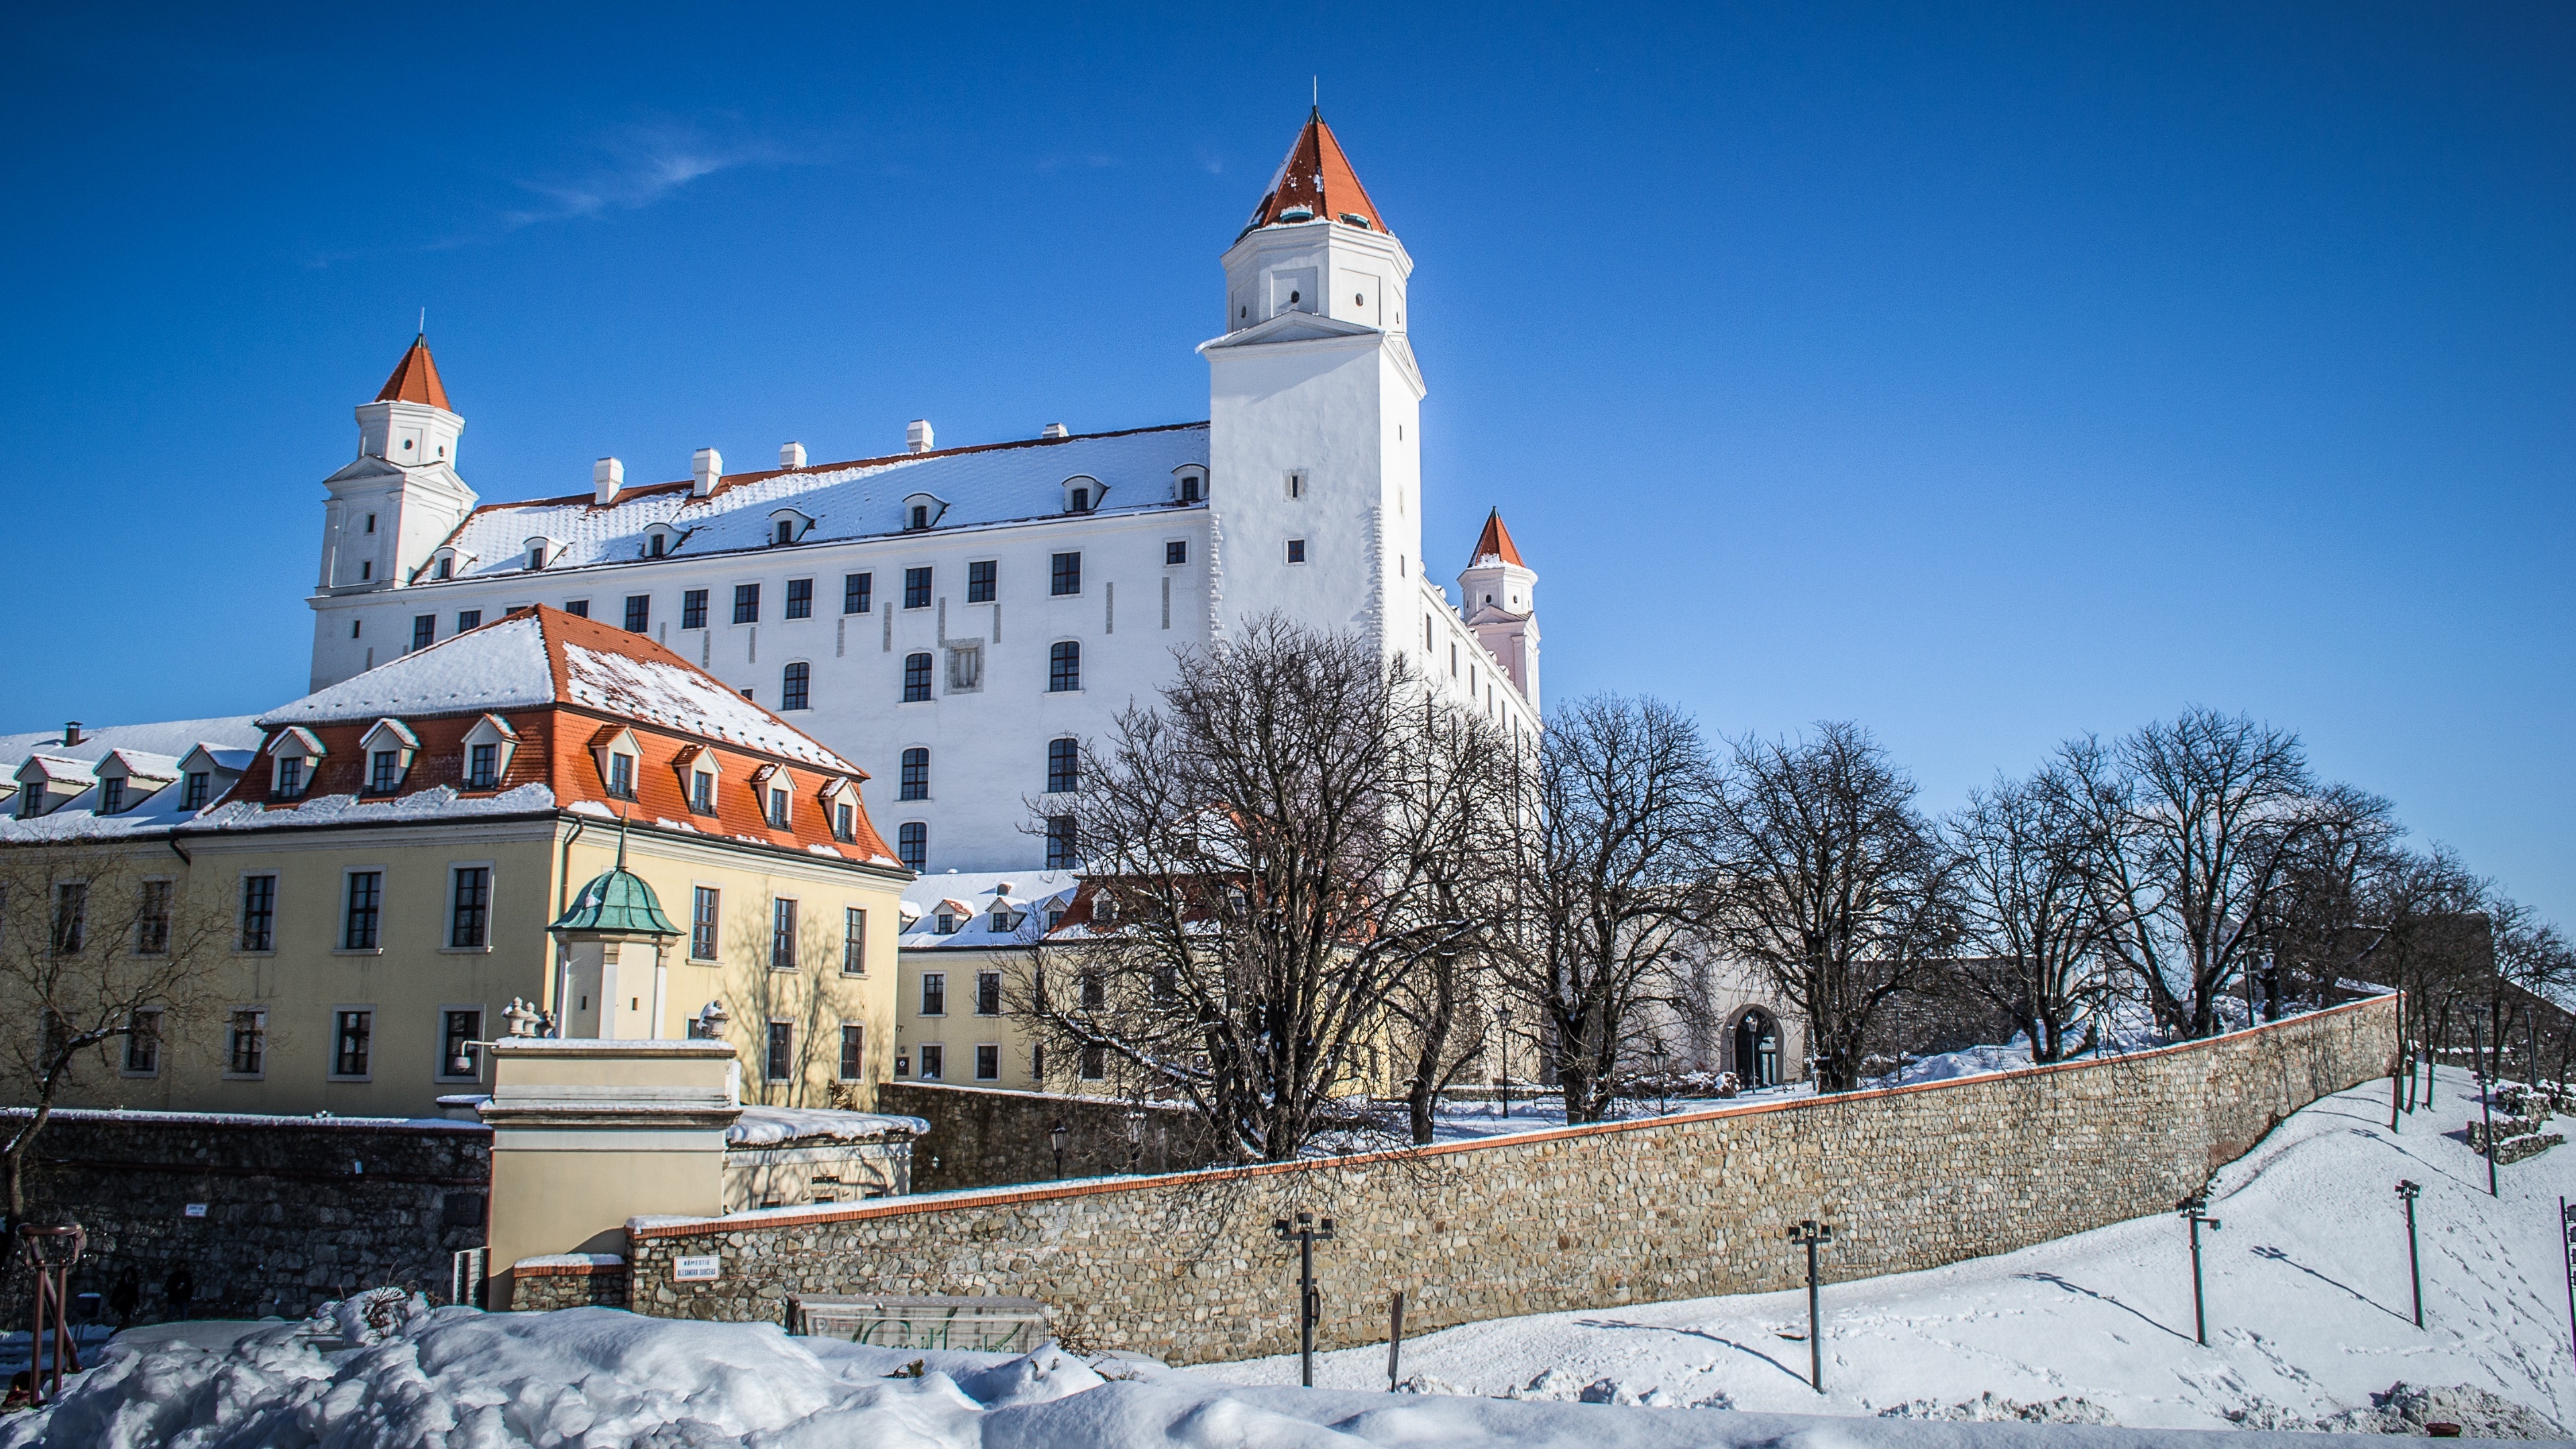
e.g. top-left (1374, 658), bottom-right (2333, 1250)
top-left (674, 1255), bottom-right (721, 1283)
top-left (183, 1203), bottom-right (208, 1218)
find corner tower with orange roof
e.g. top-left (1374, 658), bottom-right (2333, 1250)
top-left (1458, 508), bottom-right (1540, 710)
top-left (311, 335), bottom-right (480, 684)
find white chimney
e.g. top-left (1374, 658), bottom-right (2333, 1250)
top-left (1040, 423), bottom-right (1069, 439)
top-left (593, 457), bottom-right (623, 506)
top-left (692, 447), bottom-right (723, 498)
top-left (780, 441), bottom-right (807, 470)
top-left (906, 419), bottom-right (934, 454)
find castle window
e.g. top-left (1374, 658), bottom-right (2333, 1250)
top-left (898, 822), bottom-right (926, 872)
top-left (527, 547), bottom-right (544, 570)
top-left (1049, 641), bottom-right (1081, 692)
top-left (844, 573), bottom-right (873, 614)
top-left (564, 599), bottom-right (588, 619)
top-left (733, 584), bottom-right (760, 625)
top-left (647, 533), bottom-right (666, 557)
top-left (361, 561), bottom-right (372, 580)
top-left (902, 492), bottom-right (947, 532)
top-left (1046, 815), bottom-right (1077, 869)
top-left (786, 578), bottom-right (813, 619)
top-left (1061, 476), bottom-right (1105, 514)
top-left (1166, 541), bottom-right (1187, 566)
top-left (967, 560), bottom-right (996, 602)
top-left (352, 619), bottom-right (362, 639)
top-left (681, 590), bottom-right (707, 629)
top-left (904, 568), bottom-right (932, 609)
top-left (411, 615), bottom-right (435, 652)
top-left (908, 504), bottom-right (928, 530)
top-left (900, 748), bottom-right (929, 801)
top-left (1051, 552), bottom-right (1081, 596)
top-left (1287, 539), bottom-right (1306, 564)
top-left (781, 661), bottom-right (810, 711)
top-left (458, 609), bottom-right (482, 632)
top-left (903, 652), bottom-right (932, 702)
top-left (435, 556), bottom-right (453, 579)
top-left (1173, 466), bottom-right (1206, 503)
top-left (776, 520), bottom-right (794, 545)
top-left (624, 595), bottom-right (650, 632)
top-left (1046, 737), bottom-right (1079, 794)
top-left (1285, 470), bottom-right (1306, 500)
top-left (366, 513), bottom-right (376, 533)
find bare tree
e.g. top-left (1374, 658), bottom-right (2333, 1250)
top-left (1, 843), bottom-right (225, 1232)
top-left (2062, 709), bottom-right (2383, 1038)
top-left (1499, 695), bottom-right (1718, 1124)
top-left (1706, 721), bottom-right (1959, 1093)
top-left (1016, 616), bottom-right (1507, 1163)
top-left (1383, 700), bottom-right (1519, 1144)
top-left (1944, 766), bottom-right (2118, 1062)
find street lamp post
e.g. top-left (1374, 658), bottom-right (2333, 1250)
top-left (1650, 1041), bottom-right (1672, 1117)
top-left (2395, 1179), bottom-right (2424, 1328)
top-left (2471, 1010), bottom-right (2499, 1197)
top-left (1271, 1211), bottom-right (1338, 1387)
top-left (1493, 1006), bottom-right (1511, 1118)
top-left (1050, 1122), bottom-right (1069, 1179)
top-left (2179, 1191), bottom-right (2223, 1346)
top-left (1122, 1110), bottom-right (1146, 1175)
top-left (1786, 1219), bottom-right (1835, 1392)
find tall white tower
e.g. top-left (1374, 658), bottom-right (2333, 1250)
top-left (314, 337), bottom-right (477, 598)
top-left (1457, 508), bottom-right (1540, 710)
top-left (1202, 111), bottom-right (1424, 651)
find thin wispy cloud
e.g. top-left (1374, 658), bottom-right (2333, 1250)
top-left (496, 121), bottom-right (793, 231)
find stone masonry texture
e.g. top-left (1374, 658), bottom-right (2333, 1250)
top-left (879, 1082), bottom-right (1227, 1193)
top-left (2, 1111), bottom-right (490, 1325)
top-left (628, 998), bottom-right (2395, 1366)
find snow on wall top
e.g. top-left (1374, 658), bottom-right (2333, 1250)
top-left (563, 640), bottom-right (851, 773)
top-left (261, 613), bottom-right (556, 724)
top-left (431, 424), bottom-right (1209, 580)
top-left (727, 1106), bottom-right (929, 1146)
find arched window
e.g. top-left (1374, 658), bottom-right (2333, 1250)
top-left (903, 652), bottom-right (932, 702)
top-left (1048, 641), bottom-right (1080, 693)
top-left (1045, 737), bottom-right (1079, 794)
top-left (780, 661), bottom-right (810, 711)
top-left (900, 747), bottom-right (929, 801)
top-left (897, 822), bottom-right (926, 871)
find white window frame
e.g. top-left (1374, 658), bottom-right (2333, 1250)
top-left (440, 861), bottom-right (497, 953)
top-left (328, 1004), bottom-right (377, 1082)
top-left (223, 1005), bottom-right (270, 1081)
top-left (435, 1003), bottom-right (489, 1083)
top-left (119, 1007), bottom-right (164, 1078)
top-left (335, 866), bottom-right (388, 955)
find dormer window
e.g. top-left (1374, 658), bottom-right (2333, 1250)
top-left (588, 724), bottom-right (642, 800)
top-left (427, 545), bottom-right (476, 582)
top-left (1061, 476), bottom-right (1106, 515)
top-left (1172, 466), bottom-right (1207, 504)
top-left (608, 753), bottom-right (635, 799)
top-left (835, 802), bottom-right (854, 841)
top-left (936, 912), bottom-right (958, 934)
top-left (100, 778), bottom-right (124, 815)
top-left (767, 786), bottom-right (790, 828)
top-left (901, 493), bottom-right (947, 532)
top-left (528, 546), bottom-right (545, 570)
top-left (435, 557), bottom-right (452, 580)
top-left (692, 770), bottom-right (715, 813)
top-left (269, 726), bottom-right (326, 799)
top-left (768, 508), bottom-right (814, 546)
top-left (358, 718), bottom-right (419, 795)
top-left (276, 757), bottom-right (305, 798)
top-left (460, 714), bottom-right (519, 791)
top-left (820, 777), bottom-right (863, 843)
top-left (648, 533), bottom-right (666, 557)
top-left (182, 772), bottom-right (209, 810)
top-left (523, 536), bottom-right (564, 571)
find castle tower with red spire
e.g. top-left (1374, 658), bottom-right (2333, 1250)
top-left (311, 335), bottom-right (478, 679)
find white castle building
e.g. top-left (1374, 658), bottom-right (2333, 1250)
top-left (305, 110), bottom-right (1542, 875)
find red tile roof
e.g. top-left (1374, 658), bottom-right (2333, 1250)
top-left (1469, 508), bottom-right (1525, 568)
top-left (376, 335), bottom-right (452, 411)
top-left (1244, 110), bottom-right (1388, 236)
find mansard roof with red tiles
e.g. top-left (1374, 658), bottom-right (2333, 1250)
top-left (1469, 508), bottom-right (1526, 569)
top-left (209, 607), bottom-right (897, 867)
top-left (1244, 109), bottom-right (1389, 236)
top-left (376, 334), bottom-right (452, 411)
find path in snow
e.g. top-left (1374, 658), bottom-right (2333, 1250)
top-left (1212, 1067), bottom-right (2576, 1432)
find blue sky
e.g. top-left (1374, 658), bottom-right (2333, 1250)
top-left (3, 5), bottom-right (2569, 922)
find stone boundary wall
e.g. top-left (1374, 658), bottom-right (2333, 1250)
top-left (513, 1254), bottom-right (630, 1311)
top-left (629, 998), bottom-right (2394, 1365)
top-left (877, 1083), bottom-right (1226, 1193)
top-left (1, 1110), bottom-right (490, 1324)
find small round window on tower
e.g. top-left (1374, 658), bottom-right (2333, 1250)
top-left (1289, 290), bottom-right (1299, 304)
top-left (1355, 294), bottom-right (1364, 305)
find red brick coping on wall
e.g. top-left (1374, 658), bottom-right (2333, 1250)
top-left (632, 994), bottom-right (2396, 1242)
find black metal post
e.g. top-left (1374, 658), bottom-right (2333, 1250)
top-left (1786, 1219), bottom-right (1835, 1392)
top-left (2180, 1193), bottom-right (2222, 1346)
top-left (1271, 1212), bottom-right (1336, 1388)
top-left (2390, 1065), bottom-right (2402, 1132)
top-left (1387, 1289), bottom-right (1405, 1392)
top-left (2473, 1012), bottom-right (2498, 1197)
top-left (2560, 1197), bottom-right (2576, 1371)
top-left (2396, 1180), bottom-right (2424, 1328)
top-left (1050, 1122), bottom-right (1067, 1179)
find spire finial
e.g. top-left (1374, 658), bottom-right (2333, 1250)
top-left (614, 811), bottom-right (630, 871)
top-left (1311, 76), bottom-right (1319, 114)
top-left (417, 306), bottom-right (426, 340)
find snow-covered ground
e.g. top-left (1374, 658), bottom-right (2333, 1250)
top-left (11, 1067), bottom-right (2569, 1446)
top-left (1218, 1067), bottom-right (2576, 1434)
